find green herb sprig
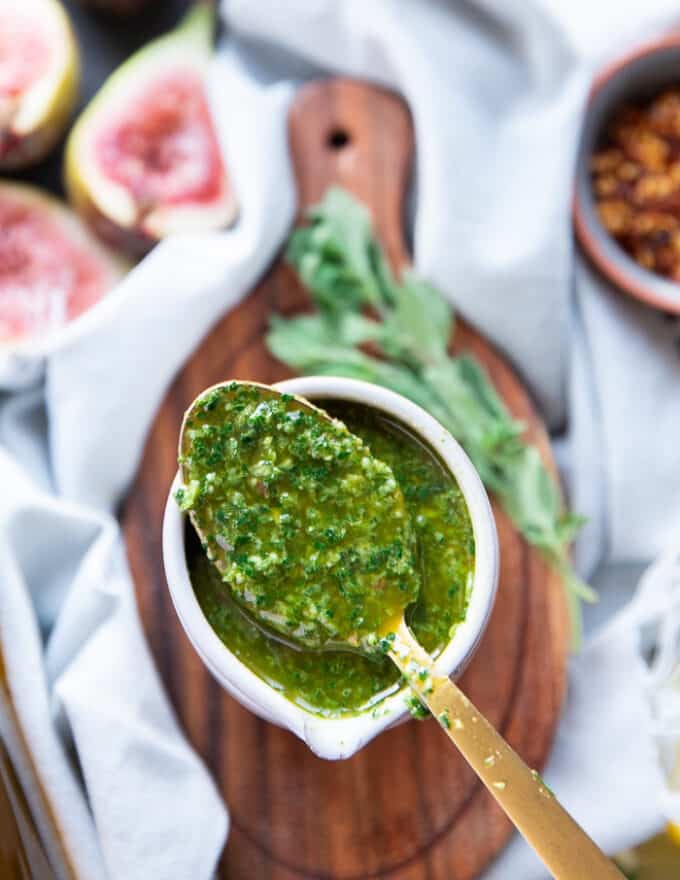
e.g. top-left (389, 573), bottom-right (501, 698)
top-left (267, 187), bottom-right (596, 646)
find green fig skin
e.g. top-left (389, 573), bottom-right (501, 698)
top-left (65, 4), bottom-right (237, 259)
top-left (0, 0), bottom-right (80, 171)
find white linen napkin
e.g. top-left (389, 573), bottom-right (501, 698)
top-left (224, 0), bottom-right (678, 875)
top-left (3, 0), bottom-right (680, 877)
top-left (0, 64), bottom-right (295, 878)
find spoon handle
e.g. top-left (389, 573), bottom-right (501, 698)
top-left (389, 620), bottom-right (624, 880)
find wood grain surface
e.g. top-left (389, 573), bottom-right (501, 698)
top-left (123, 79), bottom-right (570, 880)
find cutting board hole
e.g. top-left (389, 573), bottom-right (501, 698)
top-left (327, 128), bottom-right (351, 150)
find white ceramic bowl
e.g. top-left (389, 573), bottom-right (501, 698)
top-left (163, 376), bottom-right (499, 760)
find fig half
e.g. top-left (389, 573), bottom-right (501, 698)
top-left (0, 0), bottom-right (80, 170)
top-left (65, 3), bottom-right (237, 257)
top-left (0, 181), bottom-right (127, 345)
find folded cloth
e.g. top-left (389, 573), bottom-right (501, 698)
top-left (484, 571), bottom-right (664, 878)
top-left (224, 0), bottom-right (676, 875)
top-left (2, 0), bottom-right (679, 877)
top-left (0, 64), bottom-right (294, 878)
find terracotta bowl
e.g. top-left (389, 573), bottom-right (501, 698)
top-left (574, 34), bottom-right (680, 313)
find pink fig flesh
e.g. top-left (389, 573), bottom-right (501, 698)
top-left (0, 11), bottom-right (51, 97)
top-left (0, 0), bottom-right (79, 170)
top-left (96, 70), bottom-right (226, 212)
top-left (0, 185), bottom-right (124, 344)
top-left (0, 10), bottom-right (52, 161)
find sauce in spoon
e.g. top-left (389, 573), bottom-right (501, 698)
top-left (178, 380), bottom-right (418, 653)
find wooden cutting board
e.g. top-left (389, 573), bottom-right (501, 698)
top-left (123, 79), bottom-right (570, 880)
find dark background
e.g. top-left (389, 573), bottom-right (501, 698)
top-left (18, 0), bottom-right (192, 196)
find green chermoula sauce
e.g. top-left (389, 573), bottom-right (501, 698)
top-left (179, 384), bottom-right (420, 651)
top-left (184, 391), bottom-right (475, 719)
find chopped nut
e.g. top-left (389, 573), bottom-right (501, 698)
top-left (625, 130), bottom-right (669, 170)
top-left (617, 161), bottom-right (640, 182)
top-left (648, 89), bottom-right (680, 137)
top-left (634, 174), bottom-right (676, 203)
top-left (593, 175), bottom-right (619, 196)
top-left (589, 148), bottom-right (623, 174)
top-left (590, 92), bottom-right (680, 280)
top-left (631, 211), bottom-right (677, 235)
top-left (597, 199), bottom-right (631, 235)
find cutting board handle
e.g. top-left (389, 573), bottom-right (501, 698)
top-left (288, 78), bottom-right (413, 270)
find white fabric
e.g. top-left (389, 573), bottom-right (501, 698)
top-left (1, 65), bottom-right (295, 878)
top-left (3, 0), bottom-right (680, 877)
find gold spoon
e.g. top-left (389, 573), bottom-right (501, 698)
top-left (179, 380), bottom-right (624, 880)
top-left (385, 618), bottom-right (622, 879)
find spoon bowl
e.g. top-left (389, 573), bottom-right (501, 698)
top-left (178, 379), bottom-right (420, 654)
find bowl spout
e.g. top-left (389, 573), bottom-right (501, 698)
top-left (302, 715), bottom-right (374, 761)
